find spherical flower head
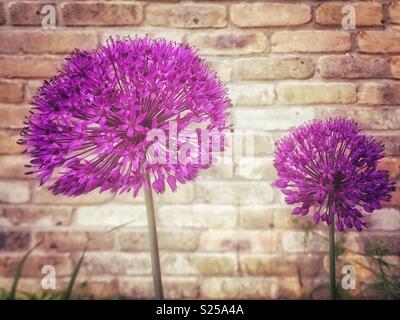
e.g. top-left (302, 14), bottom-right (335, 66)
top-left (20, 37), bottom-right (231, 197)
top-left (273, 118), bottom-right (396, 232)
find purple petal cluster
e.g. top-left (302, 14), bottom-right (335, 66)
top-left (20, 37), bottom-right (231, 196)
top-left (273, 118), bottom-right (395, 232)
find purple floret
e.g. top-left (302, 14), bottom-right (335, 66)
top-left (273, 118), bottom-right (396, 232)
top-left (20, 37), bottom-right (231, 197)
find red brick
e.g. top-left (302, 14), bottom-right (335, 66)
top-left (389, 3), bottom-right (400, 24)
top-left (358, 31), bottom-right (400, 53)
top-left (316, 2), bottom-right (383, 26)
top-left (0, 56), bottom-right (63, 78)
top-left (0, 105), bottom-right (30, 129)
top-left (0, 130), bottom-right (24, 154)
top-left (0, 3), bottom-right (5, 24)
top-left (0, 80), bottom-right (24, 103)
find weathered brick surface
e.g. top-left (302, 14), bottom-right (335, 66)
top-left (0, 0), bottom-right (399, 300)
top-left (0, 31), bottom-right (99, 54)
top-left (0, 56), bottom-right (63, 78)
top-left (358, 31), bottom-right (400, 53)
top-left (316, 2), bottom-right (383, 26)
top-left (271, 31), bottom-right (351, 53)
top-left (0, 180), bottom-right (30, 204)
top-left (319, 55), bottom-right (390, 79)
top-left (146, 3), bottom-right (226, 28)
top-left (9, 2), bottom-right (57, 26)
top-left (277, 83), bottom-right (356, 105)
top-left (236, 57), bottom-right (314, 80)
top-left (186, 32), bottom-right (268, 55)
top-left (231, 3), bottom-right (311, 27)
top-left (0, 80), bottom-right (24, 103)
top-left (389, 3), bottom-right (400, 24)
top-left (61, 2), bottom-right (143, 26)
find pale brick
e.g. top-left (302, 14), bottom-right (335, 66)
top-left (198, 161), bottom-right (234, 180)
top-left (158, 183), bottom-right (194, 204)
top-left (0, 105), bottom-right (29, 129)
top-left (161, 253), bottom-right (237, 276)
top-left (146, 3), bottom-right (226, 28)
top-left (0, 230), bottom-right (31, 251)
top-left (234, 132), bottom-right (280, 158)
top-left (118, 228), bottom-right (200, 252)
top-left (228, 84), bottom-right (274, 106)
top-left (235, 157), bottom-right (276, 180)
top-left (0, 56), bottom-right (63, 78)
top-left (236, 57), bottom-right (314, 80)
top-left (32, 188), bottom-right (113, 205)
top-left (0, 80), bottom-right (24, 103)
top-left (0, 31), bottom-right (99, 54)
top-left (0, 205), bottom-right (72, 227)
top-left (194, 181), bottom-right (274, 205)
top-left (201, 277), bottom-right (279, 299)
top-left (9, 2), bottom-right (57, 26)
top-left (186, 32), bottom-right (268, 55)
top-left (0, 254), bottom-right (72, 277)
top-left (282, 231), bottom-right (327, 253)
top-left (358, 82), bottom-right (400, 105)
top-left (0, 181), bottom-right (30, 204)
top-left (240, 253), bottom-right (321, 277)
top-left (233, 107), bottom-right (315, 130)
top-left (277, 82), bottom-right (356, 105)
top-left (315, 106), bottom-right (400, 130)
top-left (272, 31), bottom-right (351, 53)
top-left (61, 2), bottom-right (143, 26)
top-left (377, 157), bottom-right (400, 179)
top-left (390, 56), bottom-right (400, 79)
top-left (240, 205), bottom-right (292, 229)
top-left (0, 130), bottom-right (24, 154)
top-left (199, 230), bottom-right (281, 253)
top-left (358, 31), bottom-right (400, 53)
top-left (35, 231), bottom-right (115, 252)
top-left (231, 3), bottom-right (311, 27)
top-left (157, 204), bottom-right (238, 228)
top-left (319, 55), bottom-right (390, 79)
top-left (0, 155), bottom-right (28, 178)
top-left (389, 3), bottom-right (400, 24)
top-left (80, 252), bottom-right (150, 276)
top-left (369, 208), bottom-right (400, 231)
top-left (74, 204), bottom-right (146, 226)
top-left (316, 2), bottom-right (383, 26)
top-left (119, 276), bottom-right (199, 299)
top-left (205, 58), bottom-right (231, 82)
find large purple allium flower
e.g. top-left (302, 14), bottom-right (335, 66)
top-left (20, 37), bottom-right (231, 197)
top-left (273, 118), bottom-right (395, 232)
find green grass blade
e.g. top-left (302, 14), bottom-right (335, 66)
top-left (63, 247), bottom-right (87, 300)
top-left (8, 241), bottom-right (43, 300)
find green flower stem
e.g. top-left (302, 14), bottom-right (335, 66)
top-left (329, 217), bottom-right (336, 300)
top-left (144, 172), bottom-right (164, 300)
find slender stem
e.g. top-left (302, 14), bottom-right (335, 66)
top-left (329, 216), bottom-right (336, 300)
top-left (144, 172), bottom-right (164, 300)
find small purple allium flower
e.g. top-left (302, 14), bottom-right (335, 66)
top-left (273, 118), bottom-right (395, 232)
top-left (20, 37), bottom-right (231, 197)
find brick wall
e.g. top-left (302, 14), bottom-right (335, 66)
top-left (0, 0), bottom-right (399, 299)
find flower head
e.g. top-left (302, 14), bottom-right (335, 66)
top-left (20, 37), bottom-right (231, 196)
top-left (273, 118), bottom-right (395, 231)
